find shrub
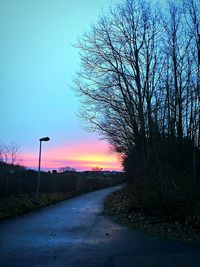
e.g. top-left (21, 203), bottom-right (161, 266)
top-left (126, 176), bottom-right (200, 227)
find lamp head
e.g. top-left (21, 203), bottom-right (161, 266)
top-left (39, 137), bottom-right (50, 142)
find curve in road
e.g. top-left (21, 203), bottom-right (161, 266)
top-left (0, 184), bottom-right (200, 267)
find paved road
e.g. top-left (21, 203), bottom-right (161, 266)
top-left (1, 185), bottom-right (200, 267)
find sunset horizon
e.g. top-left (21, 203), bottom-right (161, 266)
top-left (19, 140), bottom-right (122, 172)
top-left (0, 0), bottom-right (115, 172)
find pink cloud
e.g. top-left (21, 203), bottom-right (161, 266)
top-left (21, 140), bottom-right (122, 171)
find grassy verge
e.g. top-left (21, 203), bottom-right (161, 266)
top-left (0, 192), bottom-right (77, 221)
top-left (104, 186), bottom-right (200, 244)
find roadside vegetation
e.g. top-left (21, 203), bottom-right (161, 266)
top-left (104, 186), bottom-right (200, 243)
top-left (0, 162), bottom-right (125, 220)
top-left (75, 0), bottom-right (200, 241)
top-left (0, 192), bottom-right (74, 220)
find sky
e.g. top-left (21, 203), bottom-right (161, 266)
top-left (0, 0), bottom-right (122, 171)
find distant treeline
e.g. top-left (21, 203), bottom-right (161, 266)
top-left (0, 163), bottom-right (125, 198)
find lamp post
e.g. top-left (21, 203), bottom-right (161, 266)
top-left (36, 137), bottom-right (50, 200)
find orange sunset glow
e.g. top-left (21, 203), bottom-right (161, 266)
top-left (21, 141), bottom-right (122, 171)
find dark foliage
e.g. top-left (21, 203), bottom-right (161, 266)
top-left (75, 0), bottom-right (200, 224)
top-left (0, 163), bottom-right (125, 198)
top-left (0, 163), bottom-right (125, 220)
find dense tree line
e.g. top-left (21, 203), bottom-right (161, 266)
top-left (74, 0), bottom-right (200, 215)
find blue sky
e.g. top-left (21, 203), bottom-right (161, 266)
top-left (0, 0), bottom-right (123, 170)
top-left (0, 0), bottom-right (168, 170)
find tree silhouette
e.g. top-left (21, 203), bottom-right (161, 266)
top-left (0, 141), bottom-right (20, 165)
top-left (74, 0), bottom-right (199, 184)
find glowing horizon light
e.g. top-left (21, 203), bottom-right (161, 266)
top-left (20, 141), bottom-right (122, 171)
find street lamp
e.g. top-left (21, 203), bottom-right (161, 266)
top-left (36, 136), bottom-right (50, 200)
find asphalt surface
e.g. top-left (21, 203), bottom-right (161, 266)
top-left (1, 184), bottom-right (200, 267)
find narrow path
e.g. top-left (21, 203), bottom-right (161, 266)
top-left (0, 185), bottom-right (200, 267)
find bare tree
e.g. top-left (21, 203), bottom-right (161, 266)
top-left (58, 166), bottom-right (76, 172)
top-left (74, 0), bottom-right (199, 181)
top-left (75, 0), bottom-right (160, 160)
top-left (0, 141), bottom-right (20, 165)
top-left (185, 0), bottom-right (200, 147)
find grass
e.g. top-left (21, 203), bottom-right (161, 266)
top-left (0, 192), bottom-right (77, 221)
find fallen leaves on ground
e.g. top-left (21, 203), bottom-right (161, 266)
top-left (104, 187), bottom-right (200, 244)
